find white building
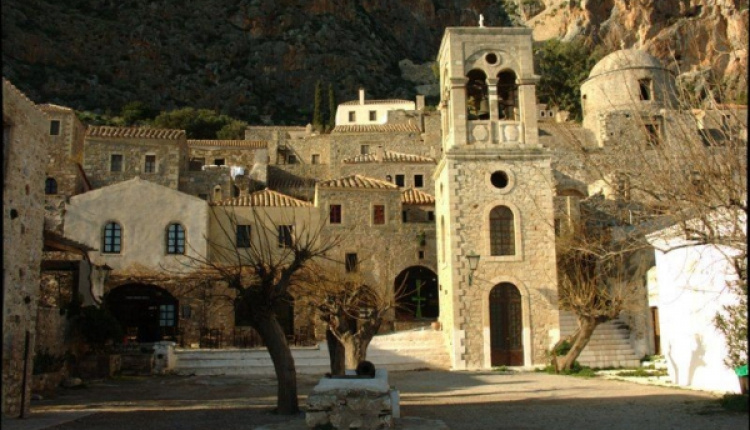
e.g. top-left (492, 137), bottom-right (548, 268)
top-left (335, 88), bottom-right (416, 126)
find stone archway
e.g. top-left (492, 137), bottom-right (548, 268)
top-left (394, 266), bottom-right (439, 320)
top-left (489, 282), bottom-right (523, 366)
top-left (106, 283), bottom-right (178, 343)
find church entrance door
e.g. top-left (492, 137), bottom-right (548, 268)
top-left (489, 283), bottom-right (523, 366)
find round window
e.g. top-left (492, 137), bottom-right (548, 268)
top-left (485, 53), bottom-right (498, 65)
top-left (491, 171), bottom-right (509, 189)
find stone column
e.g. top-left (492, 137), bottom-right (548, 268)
top-left (486, 78), bottom-right (499, 122)
top-left (448, 77), bottom-right (469, 149)
top-left (517, 78), bottom-right (540, 146)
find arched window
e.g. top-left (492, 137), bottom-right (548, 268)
top-left (496, 71), bottom-right (519, 120)
top-left (466, 69), bottom-right (489, 120)
top-left (166, 223), bottom-right (186, 255)
top-left (103, 222), bottom-right (122, 254)
top-left (489, 206), bottom-right (515, 256)
top-left (45, 177), bottom-right (58, 195)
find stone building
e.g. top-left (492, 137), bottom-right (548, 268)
top-left (2, 79), bottom-right (50, 418)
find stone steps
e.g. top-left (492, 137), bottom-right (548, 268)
top-left (174, 328), bottom-right (450, 376)
top-left (558, 311), bottom-right (641, 368)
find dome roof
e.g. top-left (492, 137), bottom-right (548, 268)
top-left (588, 49), bottom-right (666, 79)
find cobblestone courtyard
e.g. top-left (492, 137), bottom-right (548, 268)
top-left (4, 370), bottom-right (747, 430)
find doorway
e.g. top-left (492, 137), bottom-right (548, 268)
top-left (489, 282), bottom-right (523, 366)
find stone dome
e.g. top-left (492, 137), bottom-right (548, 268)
top-left (588, 49), bottom-right (666, 79)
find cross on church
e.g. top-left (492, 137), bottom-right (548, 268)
top-left (411, 280), bottom-right (426, 318)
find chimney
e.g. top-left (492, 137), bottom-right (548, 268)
top-left (416, 95), bottom-right (425, 111)
top-left (375, 145), bottom-right (385, 162)
top-left (359, 88), bottom-right (365, 105)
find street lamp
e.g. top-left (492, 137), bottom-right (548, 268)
top-left (466, 251), bottom-right (480, 286)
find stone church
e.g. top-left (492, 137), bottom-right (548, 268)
top-left (5, 25), bottom-right (746, 414)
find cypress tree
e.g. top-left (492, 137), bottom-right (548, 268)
top-left (327, 83), bottom-right (337, 132)
top-left (312, 80), bottom-right (323, 131)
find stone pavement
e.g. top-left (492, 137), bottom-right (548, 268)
top-left (1, 370), bottom-right (746, 430)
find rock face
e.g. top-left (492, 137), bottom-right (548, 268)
top-left (2, 0), bottom-right (746, 122)
top-left (526, 0), bottom-right (748, 98)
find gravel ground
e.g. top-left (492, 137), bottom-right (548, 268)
top-left (8, 370), bottom-right (748, 430)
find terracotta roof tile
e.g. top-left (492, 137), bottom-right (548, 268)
top-left (340, 99), bottom-right (414, 106)
top-left (213, 189), bottom-right (311, 207)
top-left (86, 125), bottom-right (185, 140)
top-left (318, 175), bottom-right (399, 190)
top-left (344, 150), bottom-right (435, 164)
top-left (188, 139), bottom-right (267, 148)
top-left (401, 188), bottom-right (435, 205)
top-left (332, 123), bottom-right (421, 134)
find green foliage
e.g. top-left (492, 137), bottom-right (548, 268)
top-left (33, 349), bottom-right (65, 374)
top-left (76, 305), bottom-right (124, 349)
top-left (714, 270), bottom-right (748, 370)
top-left (312, 80), bottom-right (323, 132)
top-left (534, 39), bottom-right (602, 121)
top-left (327, 83), bottom-right (337, 131)
top-left (119, 101), bottom-right (158, 125)
top-left (616, 368), bottom-right (668, 377)
top-left (540, 361), bottom-right (593, 376)
top-left (76, 110), bottom-right (120, 126)
top-left (152, 107), bottom-right (241, 139)
top-left (719, 393), bottom-right (749, 412)
top-left (217, 119), bottom-right (249, 140)
top-left (552, 340), bottom-right (572, 356)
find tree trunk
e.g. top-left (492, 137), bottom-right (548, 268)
top-left (326, 328), bottom-right (345, 375)
top-left (342, 336), bottom-right (372, 370)
top-left (255, 316), bottom-right (299, 414)
top-left (558, 316), bottom-right (598, 372)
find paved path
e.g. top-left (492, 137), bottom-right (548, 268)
top-left (2, 370), bottom-right (746, 430)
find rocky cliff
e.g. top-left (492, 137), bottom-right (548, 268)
top-left (2, 0), bottom-right (746, 124)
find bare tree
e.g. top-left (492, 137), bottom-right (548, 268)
top-left (552, 202), bottom-right (652, 372)
top-left (295, 263), bottom-right (405, 372)
top-left (181, 206), bottom-right (340, 414)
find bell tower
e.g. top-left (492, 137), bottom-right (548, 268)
top-left (434, 27), bottom-right (559, 370)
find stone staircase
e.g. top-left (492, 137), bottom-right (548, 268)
top-left (559, 311), bottom-right (641, 369)
top-left (173, 327), bottom-right (450, 376)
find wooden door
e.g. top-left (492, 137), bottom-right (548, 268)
top-left (489, 283), bottom-right (523, 366)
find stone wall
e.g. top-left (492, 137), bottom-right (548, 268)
top-left (179, 166), bottom-right (234, 202)
top-left (83, 136), bottom-right (184, 190)
top-left (2, 79), bottom-right (49, 418)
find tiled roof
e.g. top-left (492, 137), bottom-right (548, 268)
top-left (318, 175), bottom-right (399, 190)
top-left (188, 139), bottom-right (267, 148)
top-left (401, 188), bottom-right (435, 205)
top-left (340, 99), bottom-right (413, 106)
top-left (332, 123), bottom-right (421, 134)
top-left (343, 150), bottom-right (435, 164)
top-left (38, 103), bottom-right (74, 113)
top-left (86, 126), bottom-right (185, 140)
top-left (213, 189), bottom-right (312, 207)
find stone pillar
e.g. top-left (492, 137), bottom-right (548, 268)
top-left (448, 77), bottom-right (469, 149)
top-left (486, 78), bottom-right (499, 121)
top-left (153, 341), bottom-right (176, 375)
top-left (517, 78), bottom-right (540, 146)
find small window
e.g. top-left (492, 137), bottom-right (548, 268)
top-left (214, 158), bottom-right (225, 166)
top-left (418, 250), bottom-right (425, 260)
top-left (166, 223), bottom-right (186, 255)
top-left (159, 304), bottom-right (175, 327)
top-left (311, 154), bottom-right (320, 165)
top-left (360, 145), bottom-right (370, 155)
top-left (639, 79), bottom-right (652, 101)
top-left (489, 206), bottom-right (515, 256)
top-left (373, 205), bottom-right (385, 225)
top-left (395, 174), bottom-right (405, 187)
top-left (345, 253), bottom-right (358, 273)
top-left (144, 155), bottom-right (156, 173)
top-left (491, 171), bottom-right (509, 189)
top-left (386, 175), bottom-right (393, 182)
top-left (348, 111), bottom-right (356, 123)
top-left (278, 225), bottom-right (293, 248)
top-left (540, 111), bottom-right (546, 117)
top-left (402, 210), bottom-right (408, 222)
top-left (181, 304), bottom-right (192, 319)
top-left (45, 177), bottom-right (58, 195)
top-left (644, 124), bottom-right (660, 146)
top-left (236, 225), bottom-right (251, 248)
top-left (110, 154), bottom-right (123, 172)
top-left (189, 157), bottom-right (205, 171)
top-left (213, 186), bottom-right (223, 202)
top-left (369, 110), bottom-right (377, 121)
top-left (103, 222), bottom-right (122, 254)
top-left (329, 204), bottom-right (342, 224)
top-left (427, 211), bottom-right (435, 221)
top-left (414, 175), bottom-right (424, 188)
top-left (49, 120), bottom-right (60, 136)
top-left (287, 154), bottom-right (297, 164)
top-left (554, 219), bottom-right (561, 237)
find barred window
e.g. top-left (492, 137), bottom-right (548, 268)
top-left (45, 177), bottom-right (58, 195)
top-left (489, 206), bottom-right (515, 256)
top-left (166, 223), bottom-right (186, 254)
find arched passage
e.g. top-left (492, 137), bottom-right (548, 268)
top-left (106, 284), bottom-right (178, 343)
top-left (466, 69), bottom-right (489, 120)
top-left (496, 70), bottom-right (518, 120)
top-left (394, 266), bottom-right (439, 320)
top-left (489, 282), bottom-right (523, 366)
